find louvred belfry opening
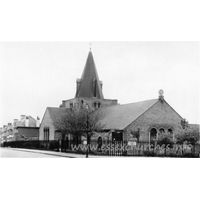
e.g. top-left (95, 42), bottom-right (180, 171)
top-left (75, 51), bottom-right (104, 99)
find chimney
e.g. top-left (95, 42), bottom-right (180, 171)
top-left (13, 119), bottom-right (18, 126)
top-left (21, 115), bottom-right (25, 120)
top-left (36, 116), bottom-right (40, 127)
top-left (7, 123), bottom-right (12, 129)
top-left (25, 116), bottom-right (29, 127)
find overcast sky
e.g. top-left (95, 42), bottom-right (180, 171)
top-left (0, 41), bottom-right (199, 126)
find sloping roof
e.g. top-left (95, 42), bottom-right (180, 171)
top-left (17, 116), bottom-right (37, 127)
top-left (47, 107), bottom-right (68, 125)
top-left (98, 99), bottom-right (158, 130)
top-left (75, 51), bottom-right (104, 99)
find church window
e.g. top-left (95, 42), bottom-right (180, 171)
top-left (168, 129), bottom-right (173, 134)
top-left (93, 78), bottom-right (97, 97)
top-left (81, 99), bottom-right (84, 108)
top-left (159, 128), bottom-right (165, 134)
top-left (44, 127), bottom-right (49, 141)
top-left (70, 102), bottom-right (73, 108)
top-left (150, 128), bottom-right (157, 141)
top-left (94, 102), bottom-right (101, 109)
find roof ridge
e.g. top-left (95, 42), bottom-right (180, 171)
top-left (47, 107), bottom-right (67, 109)
top-left (119, 99), bottom-right (158, 106)
top-left (99, 98), bottom-right (158, 111)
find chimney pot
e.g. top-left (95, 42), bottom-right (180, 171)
top-left (25, 116), bottom-right (29, 127)
top-left (36, 116), bottom-right (40, 127)
top-left (21, 115), bottom-right (25, 120)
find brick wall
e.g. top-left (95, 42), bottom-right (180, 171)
top-left (39, 109), bottom-right (55, 140)
top-left (125, 99), bottom-right (183, 141)
top-left (17, 127), bottom-right (39, 140)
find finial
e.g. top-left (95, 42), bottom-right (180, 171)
top-left (158, 89), bottom-right (164, 101)
top-left (89, 42), bottom-right (92, 51)
top-left (159, 89), bottom-right (164, 96)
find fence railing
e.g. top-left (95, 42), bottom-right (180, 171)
top-left (2, 140), bottom-right (200, 157)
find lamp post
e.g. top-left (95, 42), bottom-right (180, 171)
top-left (85, 104), bottom-right (89, 158)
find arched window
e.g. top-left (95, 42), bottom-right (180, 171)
top-left (150, 128), bottom-right (157, 141)
top-left (44, 127), bottom-right (49, 141)
top-left (70, 102), bottom-right (73, 108)
top-left (159, 128), bottom-right (165, 134)
top-left (94, 102), bottom-right (101, 109)
top-left (168, 128), bottom-right (173, 134)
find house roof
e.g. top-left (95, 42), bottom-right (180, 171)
top-left (75, 51), bottom-right (104, 99)
top-left (98, 99), bottom-right (158, 130)
top-left (17, 116), bottom-right (37, 127)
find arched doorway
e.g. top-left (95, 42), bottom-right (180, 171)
top-left (150, 128), bottom-right (157, 142)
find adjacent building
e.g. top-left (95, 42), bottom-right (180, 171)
top-left (13, 115), bottom-right (40, 141)
top-left (0, 115), bottom-right (40, 143)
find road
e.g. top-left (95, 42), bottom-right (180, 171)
top-left (0, 148), bottom-right (62, 158)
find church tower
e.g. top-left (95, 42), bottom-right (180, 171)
top-left (60, 50), bottom-right (118, 109)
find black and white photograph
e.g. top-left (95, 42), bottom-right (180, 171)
top-left (0, 41), bottom-right (199, 158)
top-left (0, 1), bottom-right (200, 200)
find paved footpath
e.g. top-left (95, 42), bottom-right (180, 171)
top-left (0, 147), bottom-right (102, 158)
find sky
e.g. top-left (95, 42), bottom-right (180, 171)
top-left (0, 41), bottom-right (199, 126)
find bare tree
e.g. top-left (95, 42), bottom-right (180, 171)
top-left (53, 107), bottom-right (105, 144)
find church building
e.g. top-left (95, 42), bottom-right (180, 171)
top-left (39, 49), bottom-right (187, 142)
top-left (39, 50), bottom-right (118, 141)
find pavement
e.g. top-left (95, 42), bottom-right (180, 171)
top-left (0, 147), bottom-right (102, 158)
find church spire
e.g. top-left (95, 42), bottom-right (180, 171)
top-left (75, 51), bottom-right (104, 99)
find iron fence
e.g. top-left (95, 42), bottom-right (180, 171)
top-left (2, 139), bottom-right (200, 157)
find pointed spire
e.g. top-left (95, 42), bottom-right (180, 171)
top-left (75, 51), bottom-right (104, 99)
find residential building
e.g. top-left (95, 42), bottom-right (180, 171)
top-left (13, 115), bottom-right (40, 141)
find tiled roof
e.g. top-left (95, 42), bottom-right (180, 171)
top-left (75, 51), bottom-right (104, 99)
top-left (45, 99), bottom-right (158, 131)
top-left (47, 107), bottom-right (68, 124)
top-left (98, 99), bottom-right (158, 130)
